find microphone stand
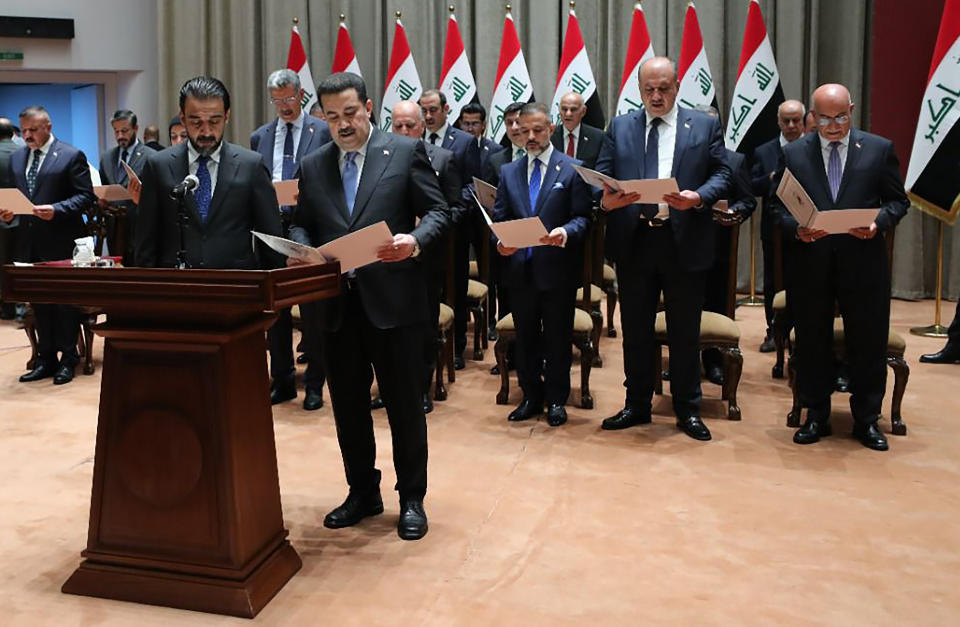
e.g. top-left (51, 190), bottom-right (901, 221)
top-left (170, 187), bottom-right (191, 269)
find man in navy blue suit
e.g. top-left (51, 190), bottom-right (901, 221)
top-left (0, 106), bottom-right (95, 385)
top-left (250, 69), bottom-right (332, 411)
top-left (774, 84), bottom-right (909, 451)
top-left (493, 102), bottom-right (591, 427)
top-left (595, 57), bottom-right (730, 441)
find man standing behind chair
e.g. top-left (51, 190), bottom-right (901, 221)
top-left (134, 76), bottom-right (282, 270)
top-left (595, 57), bottom-right (730, 441)
top-left (0, 106), bottom-right (95, 385)
top-left (289, 73), bottom-right (451, 540)
top-left (550, 92), bottom-right (603, 169)
top-left (775, 84), bottom-right (908, 451)
top-left (250, 69), bottom-right (332, 410)
top-left (494, 102), bottom-right (590, 427)
top-left (98, 109), bottom-right (154, 264)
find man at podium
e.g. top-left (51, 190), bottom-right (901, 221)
top-left (134, 76), bottom-right (282, 269)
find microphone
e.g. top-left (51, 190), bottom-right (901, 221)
top-left (170, 174), bottom-right (200, 199)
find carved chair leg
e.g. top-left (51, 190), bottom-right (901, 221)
top-left (772, 310), bottom-right (786, 379)
top-left (887, 355), bottom-right (909, 436)
top-left (481, 300), bottom-right (489, 350)
top-left (24, 307), bottom-right (38, 371)
top-left (434, 331), bottom-right (448, 401)
top-left (722, 346), bottom-right (743, 420)
top-left (590, 308), bottom-right (603, 367)
top-left (579, 336), bottom-right (594, 409)
top-left (495, 337), bottom-right (510, 405)
top-left (472, 305), bottom-right (483, 360)
top-left (82, 315), bottom-right (96, 375)
top-left (447, 329), bottom-right (456, 383)
top-left (786, 354), bottom-right (802, 428)
top-left (606, 290), bottom-right (618, 337)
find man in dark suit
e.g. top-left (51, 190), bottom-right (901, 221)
top-left (550, 92), bottom-right (603, 169)
top-left (750, 99), bottom-right (806, 352)
top-left (0, 117), bottom-right (19, 319)
top-left (494, 102), bottom-right (591, 426)
top-left (775, 83), bottom-right (909, 451)
top-left (0, 106), bottom-right (95, 385)
top-left (420, 89), bottom-right (477, 369)
top-left (98, 109), bottom-right (154, 263)
top-left (134, 76), bottom-right (283, 270)
top-left (390, 100), bottom-right (463, 414)
top-left (595, 57), bottom-right (730, 441)
top-left (920, 302), bottom-right (960, 364)
top-left (457, 101), bottom-right (503, 174)
top-left (288, 72), bottom-right (451, 540)
top-left (142, 124), bottom-right (164, 152)
top-left (250, 68), bottom-right (332, 410)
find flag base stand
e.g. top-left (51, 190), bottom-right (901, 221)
top-left (909, 323), bottom-right (949, 338)
top-left (737, 295), bottom-right (765, 307)
top-left (738, 212), bottom-right (764, 307)
top-left (909, 221), bottom-right (950, 338)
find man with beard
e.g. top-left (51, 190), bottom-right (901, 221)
top-left (98, 109), bottom-right (154, 263)
top-left (493, 102), bottom-right (591, 427)
top-left (134, 76), bottom-right (282, 270)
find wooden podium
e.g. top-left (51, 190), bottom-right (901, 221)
top-left (1, 264), bottom-right (340, 618)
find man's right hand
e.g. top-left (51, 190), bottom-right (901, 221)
top-left (797, 226), bottom-right (829, 243)
top-left (497, 241), bottom-right (518, 256)
top-left (601, 186), bottom-right (641, 211)
top-left (286, 256), bottom-right (306, 266)
top-left (0, 209), bottom-right (13, 223)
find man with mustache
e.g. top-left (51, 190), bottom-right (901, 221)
top-left (134, 76), bottom-right (282, 270)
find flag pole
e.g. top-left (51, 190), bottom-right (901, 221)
top-left (738, 213), bottom-right (764, 306)
top-left (910, 220), bottom-right (950, 337)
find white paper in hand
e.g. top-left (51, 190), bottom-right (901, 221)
top-left (0, 188), bottom-right (36, 215)
top-left (252, 231), bottom-right (326, 263)
top-left (573, 165), bottom-right (622, 192)
top-left (776, 168), bottom-right (818, 228)
top-left (472, 192), bottom-right (549, 248)
top-left (317, 221), bottom-right (394, 273)
top-left (93, 185), bottom-right (132, 202)
top-left (472, 177), bottom-right (497, 213)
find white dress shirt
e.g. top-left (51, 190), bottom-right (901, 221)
top-left (187, 140), bottom-right (223, 194)
top-left (427, 122), bottom-right (449, 146)
top-left (526, 143), bottom-right (567, 247)
top-left (271, 111), bottom-right (305, 181)
top-left (26, 133), bottom-right (55, 174)
top-left (779, 133), bottom-right (790, 148)
top-left (646, 104), bottom-right (678, 219)
top-left (819, 131), bottom-right (850, 180)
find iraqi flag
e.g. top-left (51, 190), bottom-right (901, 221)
top-left (550, 6), bottom-right (604, 129)
top-left (331, 15), bottom-right (362, 77)
top-left (439, 7), bottom-right (478, 125)
top-left (286, 21), bottom-right (317, 113)
top-left (677, 2), bottom-right (718, 112)
top-left (379, 14), bottom-right (422, 132)
top-left (487, 8), bottom-right (534, 143)
top-left (725, 0), bottom-right (784, 153)
top-left (616, 2), bottom-right (656, 117)
top-left (906, 0), bottom-right (960, 224)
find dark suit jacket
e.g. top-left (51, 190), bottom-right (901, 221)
top-left (595, 106), bottom-right (730, 272)
top-left (0, 140), bottom-right (18, 189)
top-left (422, 142), bottom-right (463, 262)
top-left (551, 123), bottom-right (603, 169)
top-left (99, 141), bottom-right (153, 186)
top-left (773, 129), bottom-right (909, 240)
top-left (6, 139), bottom-right (94, 261)
top-left (249, 115), bottom-right (332, 172)
top-left (493, 149), bottom-right (591, 291)
top-left (289, 129), bottom-right (453, 331)
top-left (134, 141), bottom-right (283, 269)
top-left (724, 149), bottom-right (757, 218)
top-left (480, 144), bottom-right (520, 188)
top-left (749, 136), bottom-right (786, 239)
top-left (145, 140), bottom-right (164, 152)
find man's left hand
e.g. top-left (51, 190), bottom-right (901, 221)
top-left (0, 209), bottom-right (14, 223)
top-left (377, 233), bottom-right (417, 262)
top-left (539, 227), bottom-right (566, 247)
top-left (663, 190), bottom-right (701, 211)
top-left (33, 205), bottom-right (55, 221)
top-left (848, 222), bottom-right (877, 240)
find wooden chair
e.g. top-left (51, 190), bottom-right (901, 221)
top-left (434, 233), bottom-right (457, 399)
top-left (465, 233), bottom-right (490, 360)
top-left (493, 218), bottom-right (597, 409)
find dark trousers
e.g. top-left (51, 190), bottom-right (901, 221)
top-left (453, 222), bottom-right (470, 356)
top-left (33, 303), bottom-right (81, 367)
top-left (617, 226), bottom-right (706, 419)
top-left (269, 306), bottom-right (325, 390)
top-left (511, 283), bottom-right (576, 406)
top-left (761, 231), bottom-right (776, 331)
top-left (422, 269), bottom-right (442, 393)
top-left (703, 225), bottom-right (735, 371)
top-left (297, 302), bottom-right (326, 392)
top-left (792, 237), bottom-right (889, 425)
top-left (323, 288), bottom-right (428, 500)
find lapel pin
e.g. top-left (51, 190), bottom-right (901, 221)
top-left (309, 127), bottom-right (314, 133)
top-left (684, 121), bottom-right (691, 129)
top-left (855, 142), bottom-right (862, 149)
top-left (383, 149), bottom-right (390, 155)
top-left (555, 164), bottom-right (561, 171)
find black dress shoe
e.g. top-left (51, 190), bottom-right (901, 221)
top-left (793, 417), bottom-right (832, 444)
top-left (508, 398), bottom-right (543, 422)
top-left (19, 362), bottom-right (56, 383)
top-left (488, 327), bottom-right (499, 342)
top-left (423, 393), bottom-right (434, 415)
top-left (546, 403), bottom-right (567, 427)
top-left (853, 423), bottom-right (888, 451)
top-left (323, 491), bottom-right (384, 529)
top-left (919, 345), bottom-right (960, 364)
top-left (490, 364), bottom-right (500, 375)
top-left (454, 355), bottom-right (465, 370)
top-left (296, 353), bottom-right (309, 364)
top-left (398, 499), bottom-right (428, 540)
top-left (601, 406), bottom-right (651, 430)
top-left (677, 416), bottom-right (712, 441)
top-left (759, 333), bottom-right (776, 353)
top-left (270, 379), bottom-right (296, 404)
top-left (52, 363), bottom-right (76, 385)
top-left (370, 395), bottom-right (385, 410)
top-left (834, 376), bottom-right (849, 393)
top-left (705, 364), bottom-right (724, 385)
top-left (303, 387), bottom-right (324, 411)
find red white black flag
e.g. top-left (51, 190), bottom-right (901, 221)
top-left (439, 7), bottom-right (478, 125)
top-left (616, 2), bottom-right (656, 116)
top-left (380, 15), bottom-right (423, 132)
top-left (286, 22), bottom-right (317, 113)
top-left (677, 2), bottom-right (718, 112)
top-left (550, 5), bottom-right (604, 129)
top-left (487, 8), bottom-right (534, 143)
top-left (331, 16), bottom-right (362, 77)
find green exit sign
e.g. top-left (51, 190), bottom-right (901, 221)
top-left (0, 51), bottom-right (24, 60)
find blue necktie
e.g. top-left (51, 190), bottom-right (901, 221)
top-left (828, 141), bottom-right (842, 202)
top-left (522, 158), bottom-right (542, 263)
top-left (118, 148), bottom-right (129, 184)
top-left (195, 156), bottom-right (212, 222)
top-left (281, 122), bottom-right (296, 181)
top-left (641, 118), bottom-right (662, 219)
top-left (342, 151), bottom-right (358, 215)
top-left (26, 149), bottom-right (41, 197)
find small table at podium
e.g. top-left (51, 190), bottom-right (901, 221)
top-left (1, 263), bottom-right (340, 618)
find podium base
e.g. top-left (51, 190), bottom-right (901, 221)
top-left (909, 323), bottom-right (949, 338)
top-left (737, 295), bottom-right (765, 307)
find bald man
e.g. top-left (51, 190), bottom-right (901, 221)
top-left (773, 84), bottom-right (908, 451)
top-left (550, 92), bottom-right (603, 169)
top-left (750, 99), bottom-right (806, 350)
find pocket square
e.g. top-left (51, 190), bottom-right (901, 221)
top-left (552, 182), bottom-right (564, 190)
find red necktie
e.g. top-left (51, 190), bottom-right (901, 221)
top-left (566, 132), bottom-right (575, 157)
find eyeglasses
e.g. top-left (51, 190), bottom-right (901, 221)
top-left (270, 96), bottom-right (299, 106)
top-left (816, 114), bottom-right (850, 127)
top-left (460, 120), bottom-right (483, 129)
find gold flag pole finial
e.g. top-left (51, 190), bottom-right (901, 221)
top-left (449, 5), bottom-right (455, 14)
top-left (292, 16), bottom-right (299, 26)
top-left (396, 10), bottom-right (402, 20)
top-left (340, 13), bottom-right (345, 22)
top-left (570, 1), bottom-right (576, 9)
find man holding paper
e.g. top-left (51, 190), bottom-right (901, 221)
top-left (289, 73), bottom-right (451, 540)
top-left (493, 102), bottom-right (590, 427)
top-left (250, 68), bottom-right (332, 410)
top-left (594, 57), bottom-right (730, 441)
top-left (773, 83), bottom-right (908, 451)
